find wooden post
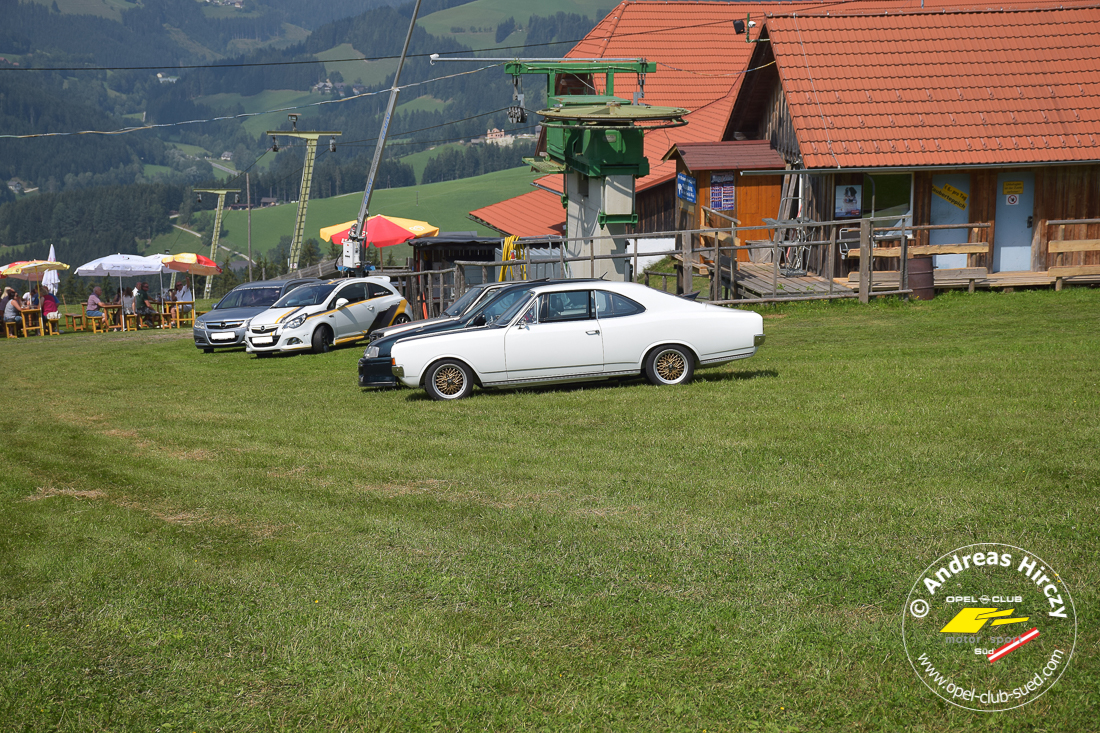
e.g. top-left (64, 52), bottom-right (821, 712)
top-left (632, 238), bottom-right (639, 283)
top-left (589, 239), bottom-right (595, 279)
top-left (409, 271), bottom-right (420, 320)
top-left (772, 229), bottom-right (779, 298)
top-left (859, 218), bottom-right (871, 304)
top-left (900, 219), bottom-right (909, 300)
top-left (827, 224), bottom-right (836, 297)
top-left (455, 262), bottom-right (466, 297)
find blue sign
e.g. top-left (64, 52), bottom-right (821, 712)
top-left (676, 172), bottom-right (697, 204)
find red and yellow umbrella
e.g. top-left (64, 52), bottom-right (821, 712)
top-left (161, 253), bottom-right (221, 276)
top-left (320, 215), bottom-right (438, 249)
top-left (0, 260), bottom-right (69, 279)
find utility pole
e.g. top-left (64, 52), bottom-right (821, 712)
top-left (193, 187), bottom-right (239, 298)
top-left (268, 115), bottom-right (340, 271)
top-left (343, 0), bottom-right (423, 274)
top-left (246, 171), bottom-right (253, 282)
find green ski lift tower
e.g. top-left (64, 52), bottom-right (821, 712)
top-left (432, 55), bottom-right (687, 280)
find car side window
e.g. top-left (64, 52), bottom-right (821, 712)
top-left (594, 291), bottom-right (646, 318)
top-left (367, 283), bottom-right (393, 299)
top-left (539, 290), bottom-right (593, 322)
top-left (339, 283), bottom-right (367, 303)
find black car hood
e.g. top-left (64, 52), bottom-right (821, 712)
top-left (369, 318), bottom-right (476, 356)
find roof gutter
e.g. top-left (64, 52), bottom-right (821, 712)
top-left (740, 159), bottom-right (1100, 176)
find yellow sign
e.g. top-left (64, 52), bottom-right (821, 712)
top-left (939, 608), bottom-right (1030, 634)
top-left (932, 184), bottom-right (968, 210)
top-left (1003, 181), bottom-right (1024, 195)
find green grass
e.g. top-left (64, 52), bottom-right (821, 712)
top-left (315, 43), bottom-right (393, 88)
top-left (141, 163), bottom-right (172, 178)
top-left (199, 90), bottom-right (320, 138)
top-left (165, 142), bottom-right (211, 158)
top-left (1, 287), bottom-right (1096, 729)
top-left (397, 141), bottom-right (466, 181)
top-left (420, 0), bottom-right (601, 40)
top-left (29, 0), bottom-right (137, 22)
top-left (217, 165), bottom-right (541, 259)
top-left (397, 95), bottom-right (449, 115)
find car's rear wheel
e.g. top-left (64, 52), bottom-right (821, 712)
top-left (644, 345), bottom-right (695, 386)
top-left (311, 325), bottom-right (333, 354)
top-left (424, 359), bottom-right (474, 401)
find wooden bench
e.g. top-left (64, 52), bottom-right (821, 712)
top-left (846, 244), bottom-right (989, 293)
top-left (1048, 234), bottom-right (1100, 290)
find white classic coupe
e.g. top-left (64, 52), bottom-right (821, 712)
top-left (389, 281), bottom-right (765, 400)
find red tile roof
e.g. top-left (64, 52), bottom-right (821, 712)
top-left (469, 189), bottom-right (565, 237)
top-left (663, 141), bottom-right (788, 171)
top-left (473, 1), bottom-right (1096, 235)
top-left (766, 6), bottom-right (1100, 168)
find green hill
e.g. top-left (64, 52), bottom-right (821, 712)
top-left (194, 165), bottom-right (539, 263)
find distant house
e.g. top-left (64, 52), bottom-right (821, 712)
top-left (220, 151), bottom-right (233, 161)
top-left (7, 179), bottom-right (24, 194)
top-left (485, 128), bottom-right (515, 146)
top-left (260, 197), bottom-right (279, 207)
top-left (156, 73), bottom-right (179, 84)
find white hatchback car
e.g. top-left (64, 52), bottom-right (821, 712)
top-left (389, 281), bottom-right (765, 400)
top-left (245, 276), bottom-right (411, 355)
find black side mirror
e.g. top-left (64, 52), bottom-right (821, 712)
top-left (471, 314), bottom-right (486, 327)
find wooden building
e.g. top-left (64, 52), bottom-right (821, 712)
top-left (726, 6), bottom-right (1100, 280)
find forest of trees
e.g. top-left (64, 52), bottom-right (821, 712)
top-left (421, 139), bottom-right (535, 184)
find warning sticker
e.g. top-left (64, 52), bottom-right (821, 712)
top-left (1006, 194), bottom-right (1020, 206)
top-left (933, 184), bottom-right (969, 210)
top-left (1003, 181), bottom-right (1025, 195)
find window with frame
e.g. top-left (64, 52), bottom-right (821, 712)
top-left (367, 282), bottom-right (394, 299)
top-left (339, 283), bottom-right (367, 303)
top-left (593, 290), bottom-right (646, 318)
top-left (539, 290), bottom-right (593, 322)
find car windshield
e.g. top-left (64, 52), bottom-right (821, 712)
top-left (490, 292), bottom-right (536, 326)
top-left (214, 287), bottom-right (282, 310)
top-left (442, 285), bottom-right (490, 317)
top-left (273, 283), bottom-right (338, 308)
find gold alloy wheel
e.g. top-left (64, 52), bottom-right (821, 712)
top-left (654, 349), bottom-right (686, 383)
top-left (433, 364), bottom-right (466, 396)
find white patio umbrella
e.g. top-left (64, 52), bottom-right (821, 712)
top-left (75, 254), bottom-right (171, 331)
top-left (42, 245), bottom-right (60, 295)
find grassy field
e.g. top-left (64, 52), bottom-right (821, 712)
top-left (420, 0), bottom-right (602, 47)
top-left (315, 44), bottom-right (392, 88)
top-left (1, 287), bottom-right (1096, 730)
top-left (215, 165), bottom-right (541, 260)
top-left (397, 141), bottom-right (466, 181)
top-left (200, 90), bottom-right (321, 138)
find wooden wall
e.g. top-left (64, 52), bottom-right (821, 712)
top-left (1034, 165), bottom-right (1100, 271)
top-left (913, 165), bottom-right (1100, 271)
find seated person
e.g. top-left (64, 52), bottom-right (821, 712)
top-left (41, 288), bottom-right (60, 320)
top-left (4, 286), bottom-right (25, 334)
top-left (86, 286), bottom-right (107, 321)
top-left (134, 281), bottom-right (160, 327)
top-left (171, 280), bottom-right (193, 322)
top-left (120, 287), bottom-right (135, 316)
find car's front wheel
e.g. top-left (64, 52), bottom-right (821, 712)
top-left (311, 325), bottom-right (333, 354)
top-left (424, 359), bottom-right (474, 401)
top-left (392, 313), bottom-right (411, 325)
top-left (644, 345), bottom-right (695, 386)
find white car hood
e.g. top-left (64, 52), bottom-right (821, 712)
top-left (249, 305), bottom-right (309, 328)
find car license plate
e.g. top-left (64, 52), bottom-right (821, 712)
top-left (210, 331), bottom-right (235, 342)
top-left (251, 335), bottom-right (274, 345)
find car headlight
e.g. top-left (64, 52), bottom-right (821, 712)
top-left (286, 314), bottom-right (307, 329)
top-left (365, 345), bottom-right (379, 358)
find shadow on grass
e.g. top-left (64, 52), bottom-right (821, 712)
top-left (400, 368), bottom-right (780, 401)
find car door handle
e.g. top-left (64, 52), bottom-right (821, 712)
top-left (586, 330), bottom-right (600, 335)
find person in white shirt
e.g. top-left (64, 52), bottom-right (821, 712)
top-left (171, 279), bottom-right (193, 324)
